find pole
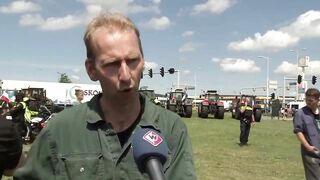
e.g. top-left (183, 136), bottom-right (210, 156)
top-left (283, 76), bottom-right (286, 105)
top-left (266, 57), bottom-right (269, 109)
top-left (177, 70), bottom-right (180, 88)
top-left (194, 74), bottom-right (197, 97)
top-left (258, 56), bottom-right (270, 112)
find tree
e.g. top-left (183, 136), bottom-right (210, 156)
top-left (58, 73), bottom-right (72, 83)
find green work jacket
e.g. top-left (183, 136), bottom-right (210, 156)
top-left (14, 93), bottom-right (196, 180)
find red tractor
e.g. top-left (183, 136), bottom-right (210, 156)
top-left (166, 88), bottom-right (193, 118)
top-left (197, 90), bottom-right (224, 119)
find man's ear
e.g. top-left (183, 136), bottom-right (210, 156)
top-left (85, 59), bottom-right (98, 81)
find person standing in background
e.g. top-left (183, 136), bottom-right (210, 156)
top-left (74, 89), bottom-right (84, 105)
top-left (0, 96), bottom-right (24, 178)
top-left (239, 97), bottom-right (255, 146)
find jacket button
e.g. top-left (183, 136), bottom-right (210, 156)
top-left (80, 167), bottom-right (85, 173)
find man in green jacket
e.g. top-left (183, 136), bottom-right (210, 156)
top-left (14, 12), bottom-right (196, 180)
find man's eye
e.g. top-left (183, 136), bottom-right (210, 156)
top-left (104, 61), bottom-right (120, 67)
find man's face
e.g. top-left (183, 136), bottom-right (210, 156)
top-left (85, 28), bottom-right (144, 100)
top-left (306, 95), bottom-right (319, 109)
top-left (77, 93), bottom-right (84, 101)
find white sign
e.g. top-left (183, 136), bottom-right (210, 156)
top-left (269, 80), bottom-right (278, 89)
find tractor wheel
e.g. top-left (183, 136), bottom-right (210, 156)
top-left (168, 105), bottom-right (176, 112)
top-left (231, 109), bottom-right (235, 118)
top-left (185, 105), bottom-right (192, 118)
top-left (200, 106), bottom-right (208, 118)
top-left (255, 109), bottom-right (262, 122)
top-left (215, 106), bottom-right (225, 119)
top-left (198, 106), bottom-right (202, 117)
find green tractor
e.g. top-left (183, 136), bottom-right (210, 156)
top-left (197, 90), bottom-right (224, 119)
top-left (231, 95), bottom-right (262, 122)
top-left (138, 89), bottom-right (160, 105)
top-left (166, 89), bottom-right (193, 118)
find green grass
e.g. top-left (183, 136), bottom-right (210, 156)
top-left (185, 112), bottom-right (304, 180)
top-left (3, 112), bottom-right (304, 180)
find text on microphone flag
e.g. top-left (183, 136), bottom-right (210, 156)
top-left (143, 130), bottom-right (163, 146)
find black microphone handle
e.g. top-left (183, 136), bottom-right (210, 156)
top-left (144, 157), bottom-right (166, 180)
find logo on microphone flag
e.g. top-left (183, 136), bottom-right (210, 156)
top-left (142, 130), bottom-right (163, 146)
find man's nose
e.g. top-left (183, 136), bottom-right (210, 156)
top-left (119, 61), bottom-right (131, 81)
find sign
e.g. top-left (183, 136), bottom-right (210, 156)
top-left (269, 80), bottom-right (278, 89)
top-left (186, 86), bottom-right (195, 90)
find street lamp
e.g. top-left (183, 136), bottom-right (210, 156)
top-left (290, 48), bottom-right (307, 100)
top-left (258, 56), bottom-right (270, 111)
top-left (289, 48), bottom-right (307, 64)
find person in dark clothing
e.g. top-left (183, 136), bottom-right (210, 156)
top-left (10, 92), bottom-right (26, 137)
top-left (0, 99), bottom-right (23, 178)
top-left (239, 97), bottom-right (255, 146)
top-left (293, 88), bottom-right (320, 180)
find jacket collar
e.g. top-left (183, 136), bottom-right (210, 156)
top-left (85, 93), bottom-right (161, 132)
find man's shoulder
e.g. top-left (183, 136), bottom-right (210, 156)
top-left (46, 104), bottom-right (89, 128)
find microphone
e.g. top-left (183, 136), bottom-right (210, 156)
top-left (132, 128), bottom-right (168, 180)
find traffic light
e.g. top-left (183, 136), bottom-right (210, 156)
top-left (160, 67), bottom-right (164, 77)
top-left (297, 74), bottom-right (302, 84)
top-left (168, 68), bottom-right (175, 74)
top-left (148, 69), bottom-right (153, 78)
top-left (312, 75), bottom-right (317, 85)
top-left (271, 93), bottom-right (275, 99)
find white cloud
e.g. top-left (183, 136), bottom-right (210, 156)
top-left (20, 14), bottom-right (83, 31)
top-left (19, 14), bottom-right (44, 26)
top-left (79, 0), bottom-right (160, 15)
top-left (218, 58), bottom-right (260, 73)
top-left (144, 61), bottom-right (158, 70)
top-left (211, 57), bottom-right (220, 63)
top-left (40, 15), bottom-right (83, 31)
top-left (0, 1), bottom-right (41, 14)
top-left (275, 60), bottom-right (320, 76)
top-left (181, 31), bottom-right (194, 37)
top-left (179, 42), bottom-right (203, 53)
top-left (78, 0), bottom-right (130, 14)
top-left (281, 10), bottom-right (320, 39)
top-left (228, 30), bottom-right (299, 51)
top-left (13, 0), bottom-right (162, 31)
top-left (140, 16), bottom-right (172, 30)
top-left (229, 10), bottom-right (320, 52)
top-left (191, 0), bottom-right (236, 15)
top-left (128, 4), bottom-right (160, 14)
top-left (152, 0), bottom-right (161, 4)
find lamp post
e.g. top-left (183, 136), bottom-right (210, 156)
top-left (290, 48), bottom-right (307, 100)
top-left (258, 56), bottom-right (270, 111)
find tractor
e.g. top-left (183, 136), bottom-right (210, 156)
top-left (166, 88), bottom-right (193, 118)
top-left (138, 88), bottom-right (163, 106)
top-left (197, 90), bottom-right (224, 119)
top-left (231, 95), bottom-right (262, 122)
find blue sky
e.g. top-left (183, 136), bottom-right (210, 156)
top-left (1, 0), bottom-right (320, 96)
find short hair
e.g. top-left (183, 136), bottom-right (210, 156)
top-left (305, 88), bottom-right (320, 99)
top-left (84, 12), bottom-right (143, 61)
top-left (75, 89), bottom-right (84, 95)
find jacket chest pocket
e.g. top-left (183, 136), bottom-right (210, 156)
top-left (62, 153), bottom-right (104, 180)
